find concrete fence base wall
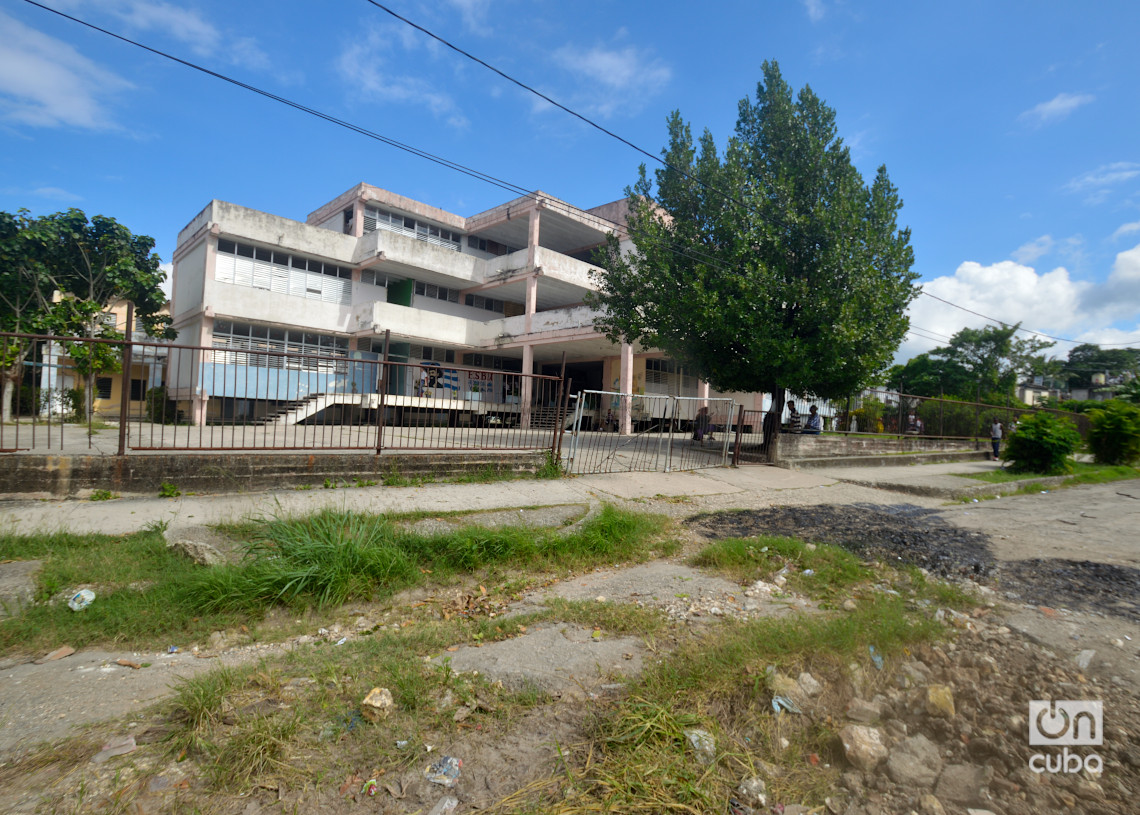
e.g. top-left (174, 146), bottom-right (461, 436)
top-left (777, 434), bottom-right (984, 458)
top-left (0, 452), bottom-right (549, 499)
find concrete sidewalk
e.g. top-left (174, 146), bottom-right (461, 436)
top-left (809, 458), bottom-right (1064, 499)
top-left (0, 465), bottom-right (840, 536)
top-left (0, 459), bottom-right (1016, 537)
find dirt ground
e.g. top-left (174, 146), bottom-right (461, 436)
top-left (0, 477), bottom-right (1137, 814)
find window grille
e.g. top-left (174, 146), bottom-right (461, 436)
top-left (215, 239), bottom-right (351, 304)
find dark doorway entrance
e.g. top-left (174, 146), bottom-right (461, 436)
top-left (543, 361), bottom-right (604, 395)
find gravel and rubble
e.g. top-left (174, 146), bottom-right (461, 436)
top-left (2, 483), bottom-right (1138, 814)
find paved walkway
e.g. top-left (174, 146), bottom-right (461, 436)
top-left (809, 458), bottom-right (1017, 498)
top-left (0, 459), bottom-right (1011, 536)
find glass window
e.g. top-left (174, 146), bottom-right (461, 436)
top-left (217, 238), bottom-right (236, 254)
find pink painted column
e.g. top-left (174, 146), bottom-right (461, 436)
top-left (619, 342), bottom-right (633, 435)
top-left (698, 380), bottom-right (710, 404)
top-left (520, 344), bottom-right (534, 430)
top-left (353, 200), bottom-right (366, 238)
top-left (526, 205), bottom-right (542, 268)
top-left (524, 274), bottom-right (537, 333)
top-left (192, 314), bottom-right (213, 426)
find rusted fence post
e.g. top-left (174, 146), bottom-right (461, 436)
top-left (117, 303), bottom-right (134, 456)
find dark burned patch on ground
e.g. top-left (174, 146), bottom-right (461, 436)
top-left (686, 504), bottom-right (995, 578)
top-left (1000, 558), bottom-right (1140, 624)
top-left (685, 504), bottom-right (1140, 623)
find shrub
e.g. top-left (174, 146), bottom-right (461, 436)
top-left (1086, 401), bottom-right (1140, 465)
top-left (145, 385), bottom-right (179, 424)
top-left (1002, 411), bottom-right (1082, 474)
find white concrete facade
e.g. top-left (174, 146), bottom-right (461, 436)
top-left (170, 183), bottom-right (760, 427)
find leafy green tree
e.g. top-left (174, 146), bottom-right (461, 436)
top-left (1085, 401), bottom-right (1140, 465)
top-left (898, 324), bottom-right (1055, 402)
top-left (886, 352), bottom-right (973, 398)
top-left (1118, 378), bottom-right (1140, 405)
top-left (924, 324), bottom-right (1054, 401)
top-left (0, 210), bottom-right (55, 424)
top-left (1002, 411), bottom-right (1082, 474)
top-left (0, 209), bottom-right (172, 423)
top-left (589, 61), bottom-right (917, 458)
top-left (1061, 343), bottom-right (1140, 390)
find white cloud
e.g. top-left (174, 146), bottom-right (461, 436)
top-left (1012, 235), bottom-right (1054, 264)
top-left (1018, 92), bottom-right (1094, 126)
top-left (1064, 162), bottom-right (1140, 206)
top-left (0, 11), bottom-right (132, 130)
top-left (550, 42), bottom-right (671, 119)
top-left (1066, 162), bottom-right (1140, 191)
top-left (54, 1), bottom-right (271, 70)
top-left (897, 252), bottom-right (1140, 362)
top-left (1111, 220), bottom-right (1140, 241)
top-left (338, 24), bottom-right (468, 129)
top-left (802, 0), bottom-right (825, 22)
top-left (445, 0), bottom-right (494, 32)
top-left (32, 186), bottom-right (83, 201)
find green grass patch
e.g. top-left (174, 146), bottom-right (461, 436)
top-left (183, 504), bottom-right (664, 614)
top-left (0, 528), bottom-right (250, 654)
top-left (689, 535), bottom-right (870, 602)
top-left (0, 505), bottom-right (667, 655)
top-left (488, 595), bottom-right (946, 814)
top-left (162, 617), bottom-right (561, 794)
top-left (954, 461), bottom-right (1139, 486)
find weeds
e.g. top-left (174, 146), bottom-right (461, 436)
top-left (169, 665), bottom-right (243, 755)
top-left (159, 482), bottom-right (181, 498)
top-left (88, 489), bottom-right (118, 501)
top-left (0, 505), bottom-right (667, 654)
top-left (208, 713), bottom-right (299, 791)
top-left (690, 535), bottom-right (870, 602)
top-left (534, 451), bottom-right (564, 480)
top-left (0, 527), bottom-right (247, 654)
top-left (485, 594), bottom-right (945, 814)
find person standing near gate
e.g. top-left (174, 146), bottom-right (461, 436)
top-left (991, 419), bottom-right (1003, 461)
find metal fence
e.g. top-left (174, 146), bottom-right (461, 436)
top-left (727, 388), bottom-right (1092, 463)
top-left (0, 332), bottom-right (566, 456)
top-left (830, 388), bottom-right (1091, 440)
top-left (564, 392), bottom-right (735, 474)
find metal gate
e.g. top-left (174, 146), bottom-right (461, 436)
top-left (564, 391), bottom-right (736, 475)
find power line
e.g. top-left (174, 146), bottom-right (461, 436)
top-left (18, 0), bottom-right (740, 280)
top-left (367, 2), bottom-right (1140, 353)
top-left (25, 0), bottom-right (1138, 353)
top-left (360, 0), bottom-right (750, 209)
top-left (918, 288), bottom-right (1139, 347)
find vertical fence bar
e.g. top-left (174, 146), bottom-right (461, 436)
top-left (375, 330), bottom-right (390, 454)
top-left (732, 404), bottom-right (744, 465)
top-left (117, 303), bottom-right (134, 456)
top-left (555, 377), bottom-right (571, 460)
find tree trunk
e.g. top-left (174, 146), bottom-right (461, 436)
top-left (761, 387), bottom-right (785, 464)
top-left (1, 376), bottom-right (14, 424)
top-left (85, 370), bottom-right (95, 424)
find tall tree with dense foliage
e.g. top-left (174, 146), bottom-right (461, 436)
top-left (589, 61), bottom-right (917, 457)
top-left (890, 324), bottom-right (1055, 401)
top-left (0, 209), bottom-right (172, 423)
top-left (1061, 343), bottom-right (1139, 390)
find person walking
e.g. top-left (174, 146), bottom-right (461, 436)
top-left (990, 420), bottom-right (1003, 461)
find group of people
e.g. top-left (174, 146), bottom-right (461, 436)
top-left (784, 401), bottom-right (822, 434)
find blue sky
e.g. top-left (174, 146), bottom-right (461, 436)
top-left (2, 0), bottom-right (1139, 363)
